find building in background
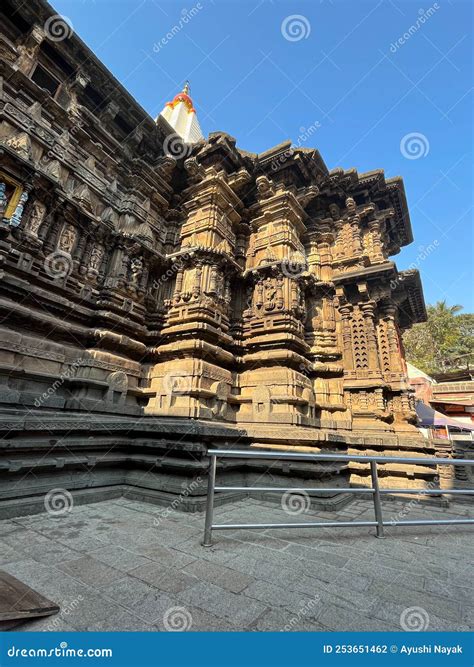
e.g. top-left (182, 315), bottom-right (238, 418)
top-left (431, 370), bottom-right (474, 427)
top-left (408, 364), bottom-right (474, 442)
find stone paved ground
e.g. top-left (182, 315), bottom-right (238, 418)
top-left (0, 497), bottom-right (472, 632)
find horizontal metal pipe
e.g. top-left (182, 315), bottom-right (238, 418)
top-left (204, 451), bottom-right (473, 545)
top-left (211, 518), bottom-right (474, 531)
top-left (214, 486), bottom-right (374, 493)
top-left (385, 519), bottom-right (474, 526)
top-left (215, 486), bottom-right (474, 495)
top-left (208, 449), bottom-right (474, 467)
top-left (379, 488), bottom-right (474, 495)
top-left (212, 521), bottom-right (378, 530)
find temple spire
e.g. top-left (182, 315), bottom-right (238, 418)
top-left (158, 81), bottom-right (203, 144)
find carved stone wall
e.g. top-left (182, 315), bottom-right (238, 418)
top-left (0, 0), bottom-right (439, 515)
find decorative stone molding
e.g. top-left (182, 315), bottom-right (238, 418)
top-left (0, 0), bottom-right (432, 502)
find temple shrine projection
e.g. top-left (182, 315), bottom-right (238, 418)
top-left (1, 0), bottom-right (448, 519)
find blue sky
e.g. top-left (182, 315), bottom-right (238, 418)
top-left (54, 0), bottom-right (473, 311)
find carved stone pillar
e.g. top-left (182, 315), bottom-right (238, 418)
top-left (42, 215), bottom-right (61, 255)
top-left (104, 243), bottom-right (124, 288)
top-left (376, 317), bottom-right (391, 374)
top-left (223, 276), bottom-right (231, 308)
top-left (322, 295), bottom-right (336, 332)
top-left (350, 216), bottom-right (363, 254)
top-left (192, 262), bottom-right (202, 297)
top-left (306, 236), bottom-right (320, 279)
top-left (316, 225), bottom-right (333, 281)
top-left (73, 226), bottom-right (87, 266)
top-left (173, 268), bottom-right (184, 300)
top-left (334, 222), bottom-right (344, 258)
top-left (80, 236), bottom-right (94, 275)
top-left (209, 264), bottom-right (218, 293)
top-left (361, 301), bottom-right (381, 372)
top-left (275, 276), bottom-right (284, 310)
top-left (368, 219), bottom-right (384, 262)
top-left (383, 303), bottom-right (403, 373)
top-left (339, 304), bottom-right (354, 371)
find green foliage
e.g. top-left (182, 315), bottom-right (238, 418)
top-left (402, 301), bottom-right (474, 376)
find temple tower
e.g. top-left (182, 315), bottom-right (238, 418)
top-left (158, 82), bottom-right (204, 143)
top-left (0, 0), bottom-right (440, 518)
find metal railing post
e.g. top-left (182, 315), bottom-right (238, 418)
top-left (200, 449), bottom-right (473, 545)
top-left (202, 454), bottom-right (217, 547)
top-left (370, 460), bottom-right (385, 538)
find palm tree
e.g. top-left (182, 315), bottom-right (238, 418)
top-left (432, 300), bottom-right (463, 315)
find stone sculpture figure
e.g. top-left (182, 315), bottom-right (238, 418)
top-left (26, 201), bottom-right (47, 237)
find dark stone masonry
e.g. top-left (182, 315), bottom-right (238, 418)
top-left (0, 0), bottom-right (463, 519)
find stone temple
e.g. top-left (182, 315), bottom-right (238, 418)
top-left (1, 0), bottom-right (452, 520)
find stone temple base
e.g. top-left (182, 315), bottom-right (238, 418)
top-left (0, 408), bottom-right (453, 520)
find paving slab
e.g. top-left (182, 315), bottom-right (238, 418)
top-left (370, 599), bottom-right (471, 632)
top-left (154, 604), bottom-right (239, 632)
top-left (57, 556), bottom-right (124, 588)
top-left (128, 562), bottom-right (197, 594)
top-left (1, 497), bottom-right (471, 632)
top-left (254, 608), bottom-right (325, 632)
top-left (137, 544), bottom-right (196, 568)
top-left (242, 580), bottom-right (318, 612)
top-left (318, 602), bottom-right (395, 632)
top-left (86, 545), bottom-right (150, 572)
top-left (177, 580), bottom-right (268, 628)
top-left (181, 559), bottom-right (255, 593)
top-left (86, 609), bottom-right (156, 632)
top-left (283, 543), bottom-right (350, 568)
top-left (99, 577), bottom-right (180, 626)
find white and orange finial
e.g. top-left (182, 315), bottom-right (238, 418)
top-left (159, 81), bottom-right (203, 143)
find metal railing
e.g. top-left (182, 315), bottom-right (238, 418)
top-left (202, 449), bottom-right (474, 547)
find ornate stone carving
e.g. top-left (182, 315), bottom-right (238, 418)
top-left (129, 256), bottom-right (143, 290)
top-left (0, 3), bottom-right (431, 501)
top-left (6, 132), bottom-right (31, 160)
top-left (58, 224), bottom-right (77, 253)
top-left (25, 200), bottom-right (46, 237)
